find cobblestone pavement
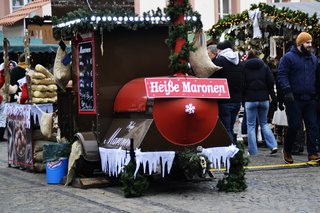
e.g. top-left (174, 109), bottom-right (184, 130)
top-left (1, 141), bottom-right (319, 213)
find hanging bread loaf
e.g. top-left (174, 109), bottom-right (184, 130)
top-left (31, 78), bottom-right (56, 85)
top-left (32, 96), bottom-right (57, 104)
top-left (31, 84), bottom-right (57, 92)
top-left (53, 45), bottom-right (71, 87)
top-left (32, 91), bottom-right (57, 98)
top-left (40, 112), bottom-right (53, 138)
top-left (35, 64), bottom-right (54, 79)
top-left (27, 64), bottom-right (58, 104)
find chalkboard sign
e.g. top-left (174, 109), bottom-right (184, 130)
top-left (77, 36), bottom-right (96, 114)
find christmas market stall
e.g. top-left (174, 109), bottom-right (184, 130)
top-left (52, 0), bottom-right (247, 196)
top-left (208, 3), bottom-right (320, 68)
top-left (2, 26), bottom-right (71, 174)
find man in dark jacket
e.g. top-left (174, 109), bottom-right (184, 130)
top-left (278, 32), bottom-right (320, 163)
top-left (210, 40), bottom-right (244, 142)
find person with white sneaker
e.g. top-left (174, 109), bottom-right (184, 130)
top-left (242, 50), bottom-right (278, 156)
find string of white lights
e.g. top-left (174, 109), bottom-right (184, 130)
top-left (54, 16), bottom-right (198, 28)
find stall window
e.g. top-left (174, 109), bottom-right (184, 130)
top-left (218, 0), bottom-right (231, 19)
top-left (10, 0), bottom-right (31, 12)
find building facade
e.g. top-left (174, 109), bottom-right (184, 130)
top-left (0, 0), bottom-right (311, 34)
top-left (0, 0), bottom-right (51, 36)
top-left (134, 0), bottom-right (306, 31)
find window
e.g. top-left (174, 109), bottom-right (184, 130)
top-left (218, 0), bottom-right (231, 19)
top-left (10, 0), bottom-right (32, 12)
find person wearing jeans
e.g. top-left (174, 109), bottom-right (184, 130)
top-left (218, 102), bottom-right (241, 141)
top-left (245, 101), bottom-right (277, 155)
top-left (242, 50), bottom-right (278, 155)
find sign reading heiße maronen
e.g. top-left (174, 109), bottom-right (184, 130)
top-left (144, 77), bottom-right (230, 99)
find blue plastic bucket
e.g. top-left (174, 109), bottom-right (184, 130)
top-left (46, 157), bottom-right (68, 184)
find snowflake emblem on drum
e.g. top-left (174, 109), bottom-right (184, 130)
top-left (185, 103), bottom-right (195, 114)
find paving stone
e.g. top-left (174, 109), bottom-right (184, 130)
top-left (1, 142), bottom-right (319, 212)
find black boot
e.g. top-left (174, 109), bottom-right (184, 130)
top-left (0, 127), bottom-right (6, 142)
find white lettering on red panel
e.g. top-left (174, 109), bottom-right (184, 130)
top-left (144, 77), bottom-right (230, 99)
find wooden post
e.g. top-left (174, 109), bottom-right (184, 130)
top-left (3, 38), bottom-right (10, 99)
top-left (24, 30), bottom-right (31, 67)
top-left (24, 30), bottom-right (32, 103)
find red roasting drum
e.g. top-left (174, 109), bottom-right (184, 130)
top-left (114, 78), bottom-right (219, 146)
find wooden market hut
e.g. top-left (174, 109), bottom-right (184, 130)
top-left (52, 2), bottom-right (232, 152)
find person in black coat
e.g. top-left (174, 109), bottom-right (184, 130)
top-left (210, 40), bottom-right (244, 142)
top-left (10, 54), bottom-right (27, 102)
top-left (242, 50), bottom-right (278, 155)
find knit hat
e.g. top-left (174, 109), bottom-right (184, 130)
top-left (217, 40), bottom-right (233, 50)
top-left (296, 32), bottom-right (312, 46)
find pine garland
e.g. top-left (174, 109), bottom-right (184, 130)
top-left (120, 161), bottom-right (150, 198)
top-left (164, 0), bottom-right (202, 74)
top-left (208, 3), bottom-right (320, 48)
top-left (52, 7), bottom-right (164, 40)
top-left (172, 148), bottom-right (210, 179)
top-left (217, 142), bottom-right (249, 192)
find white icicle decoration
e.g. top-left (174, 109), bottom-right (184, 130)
top-left (99, 147), bottom-right (130, 177)
top-left (200, 144), bottom-right (239, 173)
top-left (134, 149), bottom-right (175, 179)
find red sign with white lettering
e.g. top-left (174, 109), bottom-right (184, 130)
top-left (144, 77), bottom-right (230, 99)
